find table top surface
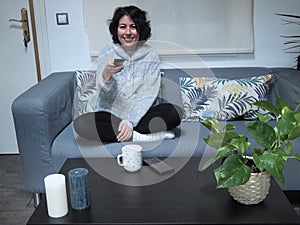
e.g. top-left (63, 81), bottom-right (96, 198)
top-left (27, 157), bottom-right (300, 225)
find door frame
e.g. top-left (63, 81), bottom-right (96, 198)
top-left (31, 0), bottom-right (51, 79)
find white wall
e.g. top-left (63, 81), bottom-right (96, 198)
top-left (45, 0), bottom-right (300, 71)
top-left (45, 0), bottom-right (91, 72)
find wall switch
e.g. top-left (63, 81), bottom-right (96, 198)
top-left (56, 13), bottom-right (69, 25)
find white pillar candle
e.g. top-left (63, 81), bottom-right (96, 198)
top-left (44, 174), bottom-right (68, 218)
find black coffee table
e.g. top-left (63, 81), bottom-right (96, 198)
top-left (27, 157), bottom-right (299, 224)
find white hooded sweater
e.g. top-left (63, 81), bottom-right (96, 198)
top-left (95, 43), bottom-right (161, 128)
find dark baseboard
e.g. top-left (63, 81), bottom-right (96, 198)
top-left (284, 190), bottom-right (300, 205)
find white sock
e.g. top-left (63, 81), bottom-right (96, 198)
top-left (132, 131), bottom-right (175, 142)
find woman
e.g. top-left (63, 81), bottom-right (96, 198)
top-left (74, 5), bottom-right (182, 142)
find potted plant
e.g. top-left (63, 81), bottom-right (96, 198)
top-left (199, 96), bottom-right (300, 204)
top-left (277, 13), bottom-right (300, 69)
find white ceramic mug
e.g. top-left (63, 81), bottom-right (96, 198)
top-left (117, 144), bottom-right (142, 172)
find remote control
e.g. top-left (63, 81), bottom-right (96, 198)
top-left (144, 158), bottom-right (174, 174)
top-left (114, 58), bottom-right (125, 67)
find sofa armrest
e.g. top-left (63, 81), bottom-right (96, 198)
top-left (270, 68), bottom-right (300, 108)
top-left (12, 71), bottom-right (75, 193)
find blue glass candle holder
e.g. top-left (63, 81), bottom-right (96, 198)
top-left (68, 168), bottom-right (90, 210)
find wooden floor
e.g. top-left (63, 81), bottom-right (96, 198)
top-left (0, 154), bottom-right (299, 225)
top-left (0, 155), bottom-right (34, 225)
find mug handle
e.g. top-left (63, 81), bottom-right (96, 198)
top-left (117, 154), bottom-right (124, 166)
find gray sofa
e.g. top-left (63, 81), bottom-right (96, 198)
top-left (12, 67), bottom-right (300, 199)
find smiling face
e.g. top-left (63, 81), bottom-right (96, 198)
top-left (117, 15), bottom-right (140, 52)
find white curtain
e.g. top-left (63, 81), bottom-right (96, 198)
top-left (84, 0), bottom-right (253, 55)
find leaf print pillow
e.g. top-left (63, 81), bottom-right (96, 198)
top-left (179, 74), bottom-right (272, 121)
top-left (73, 71), bottom-right (98, 119)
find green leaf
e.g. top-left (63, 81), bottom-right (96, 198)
top-left (284, 140), bottom-right (293, 155)
top-left (289, 125), bottom-right (300, 140)
top-left (295, 111), bottom-right (300, 125)
top-left (229, 135), bottom-right (250, 155)
top-left (238, 140), bottom-right (251, 155)
top-left (261, 148), bottom-right (287, 185)
top-left (224, 124), bottom-right (235, 131)
top-left (245, 121), bottom-right (276, 149)
top-left (295, 154), bottom-right (300, 161)
top-left (200, 119), bottom-right (223, 133)
top-left (281, 106), bottom-right (293, 119)
top-left (277, 96), bottom-right (293, 111)
top-left (257, 113), bottom-right (272, 123)
top-left (204, 132), bottom-right (239, 149)
top-left (253, 151), bottom-right (264, 172)
top-left (214, 154), bottom-right (251, 188)
top-left (203, 133), bottom-right (225, 149)
top-left (253, 100), bottom-right (280, 117)
top-left (276, 119), bottom-right (295, 138)
top-left (254, 148), bottom-right (263, 155)
top-left (198, 146), bottom-right (231, 172)
top-left (215, 146), bottom-right (232, 161)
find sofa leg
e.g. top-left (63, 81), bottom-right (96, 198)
top-left (33, 193), bottom-right (42, 208)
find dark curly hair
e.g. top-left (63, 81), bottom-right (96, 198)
top-left (108, 6), bottom-right (151, 45)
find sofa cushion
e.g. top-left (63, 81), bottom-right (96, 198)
top-left (160, 67), bottom-right (273, 108)
top-left (179, 75), bottom-right (272, 121)
top-left (73, 70), bottom-right (98, 119)
top-left (51, 123), bottom-right (209, 171)
top-left (270, 68), bottom-right (300, 109)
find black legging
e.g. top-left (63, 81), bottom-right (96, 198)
top-left (73, 103), bottom-right (183, 142)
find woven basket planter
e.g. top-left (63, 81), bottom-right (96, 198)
top-left (228, 171), bottom-right (271, 205)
